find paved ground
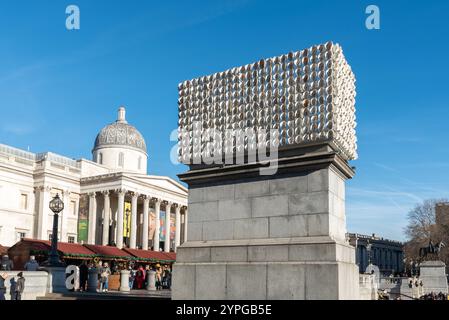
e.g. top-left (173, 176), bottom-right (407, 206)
top-left (37, 289), bottom-right (171, 300)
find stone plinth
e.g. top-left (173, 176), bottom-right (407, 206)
top-left (419, 260), bottom-right (448, 294)
top-left (359, 274), bottom-right (378, 300)
top-left (43, 267), bottom-right (68, 294)
top-left (173, 143), bottom-right (360, 300)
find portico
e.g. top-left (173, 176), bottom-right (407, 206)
top-left (81, 173), bottom-right (188, 252)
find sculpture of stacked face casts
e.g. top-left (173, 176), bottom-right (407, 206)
top-left (177, 41), bottom-right (357, 165)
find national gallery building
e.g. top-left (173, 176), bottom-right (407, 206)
top-left (0, 107), bottom-right (188, 252)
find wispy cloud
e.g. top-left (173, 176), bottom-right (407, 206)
top-left (1, 123), bottom-right (34, 135)
top-left (348, 187), bottom-right (422, 203)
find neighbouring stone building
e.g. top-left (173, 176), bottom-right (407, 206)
top-left (348, 233), bottom-right (404, 275)
top-left (0, 107), bottom-right (188, 252)
top-left (436, 202), bottom-right (449, 227)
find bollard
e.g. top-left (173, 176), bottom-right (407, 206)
top-left (146, 270), bottom-right (156, 291)
top-left (120, 270), bottom-right (131, 292)
top-left (87, 268), bottom-right (98, 293)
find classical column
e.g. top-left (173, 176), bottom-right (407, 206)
top-left (164, 202), bottom-right (172, 252)
top-left (116, 189), bottom-right (126, 249)
top-left (87, 192), bottom-right (97, 244)
top-left (102, 191), bottom-right (111, 246)
top-left (153, 199), bottom-right (161, 251)
top-left (61, 190), bottom-right (71, 242)
top-left (36, 186), bottom-right (51, 240)
top-left (130, 192), bottom-right (138, 249)
top-left (175, 205), bottom-right (181, 252)
top-left (142, 196), bottom-right (150, 250)
top-left (183, 207), bottom-right (188, 243)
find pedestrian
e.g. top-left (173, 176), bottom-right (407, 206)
top-left (165, 266), bottom-right (172, 289)
top-left (9, 277), bottom-right (16, 300)
top-left (155, 264), bottom-right (162, 290)
top-left (0, 272), bottom-right (7, 300)
top-left (144, 265), bottom-right (150, 288)
top-left (129, 266), bottom-right (136, 290)
top-left (79, 261), bottom-right (88, 292)
top-left (24, 255), bottom-right (39, 271)
top-left (0, 255), bottom-right (13, 271)
top-left (135, 265), bottom-right (145, 289)
top-left (13, 272), bottom-right (25, 300)
top-left (99, 262), bottom-right (111, 292)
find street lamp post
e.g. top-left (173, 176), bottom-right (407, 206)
top-left (45, 193), bottom-right (65, 267)
top-left (366, 241), bottom-right (372, 266)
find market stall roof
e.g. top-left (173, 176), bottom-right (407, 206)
top-left (0, 244), bottom-right (9, 255)
top-left (122, 248), bottom-right (176, 263)
top-left (83, 244), bottom-right (132, 260)
top-left (164, 252), bottom-right (176, 261)
top-left (17, 238), bottom-right (96, 258)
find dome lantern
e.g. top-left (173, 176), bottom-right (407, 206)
top-left (117, 106), bottom-right (127, 124)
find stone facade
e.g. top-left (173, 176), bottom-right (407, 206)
top-left (0, 107), bottom-right (188, 251)
top-left (348, 233), bottom-right (404, 275)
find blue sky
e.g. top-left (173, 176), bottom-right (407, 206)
top-left (1, 0), bottom-right (448, 241)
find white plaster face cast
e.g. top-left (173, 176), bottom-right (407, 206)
top-left (177, 41), bottom-right (357, 169)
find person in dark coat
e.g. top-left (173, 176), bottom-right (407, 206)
top-left (24, 256), bottom-right (39, 271)
top-left (79, 261), bottom-right (88, 292)
top-left (0, 255), bottom-right (13, 271)
top-left (9, 277), bottom-right (17, 300)
top-left (0, 272), bottom-right (7, 300)
top-left (13, 272), bottom-right (25, 300)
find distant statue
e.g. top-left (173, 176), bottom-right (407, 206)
top-left (419, 240), bottom-right (445, 260)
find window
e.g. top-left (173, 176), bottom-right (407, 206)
top-left (99, 153), bottom-right (103, 165)
top-left (20, 193), bottom-right (28, 210)
top-left (68, 236), bottom-right (75, 243)
top-left (138, 156), bottom-right (141, 170)
top-left (70, 201), bottom-right (76, 215)
top-left (118, 152), bottom-right (124, 167)
top-left (16, 231), bottom-right (26, 242)
top-left (48, 233), bottom-right (52, 241)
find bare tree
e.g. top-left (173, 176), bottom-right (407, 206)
top-left (404, 198), bottom-right (449, 265)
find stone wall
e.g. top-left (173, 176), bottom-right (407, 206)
top-left (186, 168), bottom-right (347, 243)
top-left (2, 271), bottom-right (48, 300)
top-left (359, 274), bottom-right (378, 300)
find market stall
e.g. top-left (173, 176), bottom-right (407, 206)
top-left (7, 239), bottom-right (97, 270)
top-left (83, 244), bottom-right (133, 290)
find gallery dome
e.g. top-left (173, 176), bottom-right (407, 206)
top-left (93, 106), bottom-right (147, 154)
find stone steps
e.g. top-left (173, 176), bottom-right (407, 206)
top-left (36, 291), bottom-right (171, 300)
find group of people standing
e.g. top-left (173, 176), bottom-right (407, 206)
top-left (76, 260), bottom-right (111, 293)
top-left (128, 263), bottom-right (171, 290)
top-left (0, 255), bottom-right (39, 300)
top-left (0, 272), bottom-right (25, 300)
top-left (75, 260), bottom-right (172, 293)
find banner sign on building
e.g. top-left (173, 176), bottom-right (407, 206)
top-left (77, 194), bottom-right (89, 242)
top-left (124, 202), bottom-right (131, 238)
top-left (160, 211), bottom-right (175, 242)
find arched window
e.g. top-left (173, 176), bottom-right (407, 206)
top-left (99, 153), bottom-right (103, 165)
top-left (138, 156), bottom-right (142, 170)
top-left (118, 152), bottom-right (124, 167)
